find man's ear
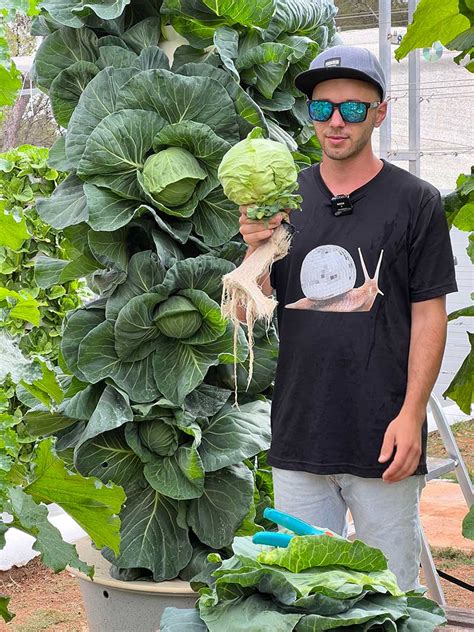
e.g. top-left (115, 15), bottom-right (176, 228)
top-left (374, 100), bottom-right (388, 128)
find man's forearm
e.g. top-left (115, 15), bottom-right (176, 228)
top-left (401, 297), bottom-right (448, 421)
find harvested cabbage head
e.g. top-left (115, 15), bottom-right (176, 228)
top-left (142, 147), bottom-right (207, 207)
top-left (218, 127), bottom-right (302, 221)
top-left (218, 129), bottom-right (302, 397)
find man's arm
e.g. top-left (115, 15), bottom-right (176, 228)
top-left (378, 296), bottom-right (448, 483)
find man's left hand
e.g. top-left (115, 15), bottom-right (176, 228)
top-left (378, 412), bottom-right (424, 483)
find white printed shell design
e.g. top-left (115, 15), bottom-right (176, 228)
top-left (285, 245), bottom-right (384, 312)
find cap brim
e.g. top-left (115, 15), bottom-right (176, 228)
top-left (294, 67), bottom-right (384, 100)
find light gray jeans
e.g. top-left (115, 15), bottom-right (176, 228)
top-left (272, 467), bottom-right (426, 592)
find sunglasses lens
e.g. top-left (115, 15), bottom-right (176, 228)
top-left (308, 101), bottom-right (333, 121)
top-left (340, 101), bottom-right (367, 122)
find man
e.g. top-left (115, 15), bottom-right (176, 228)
top-left (238, 46), bottom-right (457, 591)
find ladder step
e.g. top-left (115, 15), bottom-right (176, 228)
top-left (427, 456), bottom-right (458, 481)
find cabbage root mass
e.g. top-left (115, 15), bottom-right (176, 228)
top-left (218, 128), bottom-right (302, 387)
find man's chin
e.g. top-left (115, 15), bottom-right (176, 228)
top-left (324, 146), bottom-right (353, 160)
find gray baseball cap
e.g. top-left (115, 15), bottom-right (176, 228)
top-left (295, 46), bottom-right (386, 100)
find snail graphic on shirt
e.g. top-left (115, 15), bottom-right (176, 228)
top-left (285, 245), bottom-right (384, 312)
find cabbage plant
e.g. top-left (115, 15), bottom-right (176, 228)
top-left (27, 0), bottom-right (337, 583)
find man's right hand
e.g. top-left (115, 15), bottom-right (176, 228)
top-left (239, 206), bottom-right (284, 250)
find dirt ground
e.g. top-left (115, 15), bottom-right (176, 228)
top-left (0, 421), bottom-right (472, 631)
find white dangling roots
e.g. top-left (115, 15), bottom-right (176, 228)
top-left (221, 225), bottom-right (292, 401)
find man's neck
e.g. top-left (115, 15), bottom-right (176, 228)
top-left (320, 148), bottom-right (383, 196)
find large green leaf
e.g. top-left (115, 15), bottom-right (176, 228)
top-left (211, 325), bottom-right (278, 394)
top-left (152, 321), bottom-right (247, 404)
top-left (176, 62), bottom-right (267, 137)
top-left (187, 464), bottom-right (254, 548)
top-left (84, 184), bottom-right (149, 230)
top-left (87, 227), bottom-right (129, 271)
top-left (200, 593), bottom-right (303, 632)
top-left (160, 254), bottom-right (234, 303)
top-left (122, 16), bottom-right (162, 52)
top-left (114, 292), bottom-right (163, 361)
top-left (226, 538), bottom-right (402, 601)
top-left (102, 484), bottom-right (193, 581)
top-left (153, 120), bottom-right (231, 170)
top-left (77, 109), bottom-right (166, 192)
top-left (96, 45), bottom-right (140, 70)
top-left (74, 426), bottom-right (146, 490)
top-left (61, 307), bottom-right (105, 380)
top-left (395, 0), bottom-right (470, 60)
top-left (172, 45), bottom-right (220, 70)
top-left (213, 26), bottom-right (240, 79)
top-left (39, 0), bottom-right (132, 28)
top-left (22, 409), bottom-right (77, 437)
top-left (193, 187), bottom-right (240, 247)
top-left (77, 320), bottom-right (161, 402)
top-left (199, 400), bottom-right (271, 472)
top-left (137, 45), bottom-right (171, 71)
top-left (453, 201), bottom-right (474, 231)
top-left (36, 174), bottom-right (88, 229)
top-left (262, 0), bottom-right (337, 41)
top-left (258, 534), bottom-right (388, 574)
top-left (25, 438), bottom-right (125, 554)
top-left (47, 135), bottom-right (74, 171)
top-left (63, 383), bottom-right (104, 420)
top-left (0, 201), bottom-right (30, 250)
top-left (160, 608), bottom-right (207, 631)
top-left (144, 445), bottom-right (205, 500)
top-left (49, 61), bottom-right (99, 127)
top-left (106, 250), bottom-right (166, 319)
top-left (65, 67), bottom-right (136, 164)
top-left (295, 594), bottom-right (409, 630)
top-left (7, 487), bottom-right (93, 577)
top-left (115, 69), bottom-right (240, 143)
top-left (34, 252), bottom-right (102, 288)
top-left (236, 42), bottom-right (293, 99)
top-left (0, 64), bottom-right (22, 109)
top-left (32, 26), bottom-right (99, 91)
top-left (184, 383), bottom-right (231, 418)
top-left (74, 384), bottom-right (133, 451)
top-left (399, 596), bottom-right (447, 631)
top-left (202, 0), bottom-right (275, 28)
top-left (443, 332), bottom-right (474, 414)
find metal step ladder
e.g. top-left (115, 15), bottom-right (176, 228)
top-left (420, 394), bottom-right (473, 606)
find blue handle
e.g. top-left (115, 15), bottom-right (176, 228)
top-left (253, 532), bottom-right (294, 548)
top-left (263, 508), bottom-right (326, 536)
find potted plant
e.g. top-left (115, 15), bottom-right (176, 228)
top-left (25, 0), bottom-right (339, 629)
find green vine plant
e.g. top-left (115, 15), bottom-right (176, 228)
top-left (0, 144), bottom-right (126, 623)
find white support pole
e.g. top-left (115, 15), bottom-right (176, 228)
top-left (408, 0), bottom-right (421, 176)
top-left (378, 0), bottom-right (392, 160)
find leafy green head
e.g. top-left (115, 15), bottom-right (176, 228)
top-left (142, 147), bottom-right (207, 207)
top-left (218, 130), bottom-right (298, 206)
top-left (154, 295), bottom-right (203, 339)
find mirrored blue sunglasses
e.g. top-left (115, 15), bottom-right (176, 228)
top-left (307, 100), bottom-right (381, 123)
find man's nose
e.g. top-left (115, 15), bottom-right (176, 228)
top-left (329, 107), bottom-right (345, 127)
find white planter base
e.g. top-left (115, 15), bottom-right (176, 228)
top-left (70, 538), bottom-right (197, 632)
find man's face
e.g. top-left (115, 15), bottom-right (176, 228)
top-left (311, 78), bottom-right (387, 161)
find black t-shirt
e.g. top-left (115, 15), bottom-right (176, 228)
top-left (269, 160), bottom-right (458, 478)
